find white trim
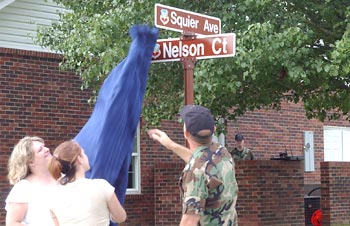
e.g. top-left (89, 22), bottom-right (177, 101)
top-left (0, 0), bottom-right (16, 10)
top-left (0, 40), bottom-right (53, 52)
top-left (324, 126), bottom-right (350, 161)
top-left (126, 123), bottom-right (141, 194)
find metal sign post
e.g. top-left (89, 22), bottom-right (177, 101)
top-left (154, 4), bottom-right (235, 106)
top-left (182, 57), bottom-right (195, 105)
top-left (181, 32), bottom-right (196, 105)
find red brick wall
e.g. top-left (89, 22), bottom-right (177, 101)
top-left (2, 47), bottom-right (350, 225)
top-left (320, 162), bottom-right (350, 226)
top-left (0, 48), bottom-right (92, 223)
top-left (120, 120), bottom-right (185, 226)
top-left (225, 102), bottom-right (349, 185)
top-left (235, 160), bottom-right (304, 226)
top-left (154, 163), bottom-right (183, 225)
top-left (124, 160), bottom-right (304, 226)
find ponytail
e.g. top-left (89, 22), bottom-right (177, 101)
top-left (49, 140), bottom-right (81, 185)
top-left (48, 156), bottom-right (63, 180)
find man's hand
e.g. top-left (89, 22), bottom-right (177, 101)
top-left (179, 213), bottom-right (200, 226)
top-left (148, 129), bottom-right (173, 150)
top-left (148, 129), bottom-right (192, 163)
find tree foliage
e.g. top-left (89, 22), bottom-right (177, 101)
top-left (36, 0), bottom-right (350, 133)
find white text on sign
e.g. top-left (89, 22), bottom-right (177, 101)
top-left (163, 37), bottom-right (228, 58)
top-left (170, 12), bottom-right (219, 34)
top-left (152, 33), bottom-right (236, 63)
top-left (155, 3), bottom-right (221, 35)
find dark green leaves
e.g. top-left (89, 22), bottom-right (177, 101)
top-left (36, 0), bottom-right (350, 133)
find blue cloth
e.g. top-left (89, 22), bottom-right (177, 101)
top-left (74, 25), bottom-right (158, 223)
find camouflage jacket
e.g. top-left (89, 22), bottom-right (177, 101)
top-left (180, 142), bottom-right (239, 226)
top-left (230, 147), bottom-right (254, 161)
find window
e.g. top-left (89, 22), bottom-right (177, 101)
top-left (126, 123), bottom-right (141, 194)
top-left (212, 133), bottom-right (226, 146)
top-left (324, 126), bottom-right (350, 161)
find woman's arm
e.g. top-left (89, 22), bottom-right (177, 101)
top-left (5, 202), bottom-right (27, 226)
top-left (108, 193), bottom-right (127, 223)
top-left (50, 209), bottom-right (60, 226)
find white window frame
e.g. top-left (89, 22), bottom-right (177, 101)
top-left (324, 126), bottom-right (350, 162)
top-left (212, 133), bottom-right (226, 147)
top-left (126, 123), bottom-right (141, 194)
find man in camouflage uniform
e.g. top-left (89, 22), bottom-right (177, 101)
top-left (149, 105), bottom-right (238, 226)
top-left (230, 133), bottom-right (254, 161)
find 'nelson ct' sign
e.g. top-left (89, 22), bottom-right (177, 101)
top-left (152, 33), bottom-right (236, 63)
top-left (153, 4), bottom-right (236, 104)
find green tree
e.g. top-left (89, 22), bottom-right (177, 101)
top-left (36, 0), bottom-right (350, 133)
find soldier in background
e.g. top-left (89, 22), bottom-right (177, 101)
top-left (230, 133), bottom-right (254, 161)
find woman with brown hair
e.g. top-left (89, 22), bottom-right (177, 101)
top-left (49, 140), bottom-right (126, 226)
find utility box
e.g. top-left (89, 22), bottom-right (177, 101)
top-left (303, 131), bottom-right (315, 172)
top-left (304, 196), bottom-right (320, 226)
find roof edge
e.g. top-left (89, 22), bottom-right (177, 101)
top-left (0, 0), bottom-right (16, 10)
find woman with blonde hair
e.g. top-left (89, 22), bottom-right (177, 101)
top-left (5, 136), bottom-right (58, 226)
top-left (49, 140), bottom-right (126, 226)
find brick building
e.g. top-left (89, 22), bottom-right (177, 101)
top-left (1, 1), bottom-right (350, 225)
top-left (2, 47), bottom-right (350, 225)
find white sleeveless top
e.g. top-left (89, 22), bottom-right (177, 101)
top-left (50, 178), bottom-right (115, 226)
top-left (5, 179), bottom-right (58, 226)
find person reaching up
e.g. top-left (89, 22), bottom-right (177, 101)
top-left (49, 140), bottom-right (126, 226)
top-left (149, 105), bottom-right (238, 226)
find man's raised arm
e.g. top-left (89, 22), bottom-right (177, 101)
top-left (148, 129), bottom-right (191, 163)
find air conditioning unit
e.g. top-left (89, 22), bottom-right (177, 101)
top-left (304, 196), bottom-right (320, 226)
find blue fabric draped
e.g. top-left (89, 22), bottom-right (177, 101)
top-left (73, 25), bottom-right (158, 224)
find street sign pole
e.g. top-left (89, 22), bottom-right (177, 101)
top-left (154, 3), bottom-right (223, 107)
top-left (180, 32), bottom-right (196, 105)
top-left (181, 32), bottom-right (196, 147)
top-left (182, 58), bottom-right (195, 105)
top-left (154, 3), bottom-right (235, 120)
